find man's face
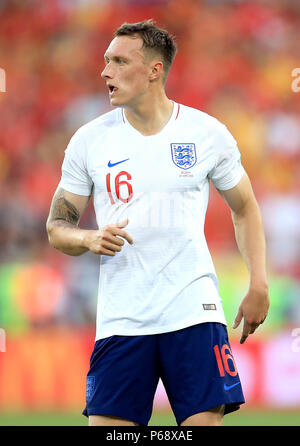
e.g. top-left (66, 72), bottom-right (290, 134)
top-left (101, 35), bottom-right (153, 107)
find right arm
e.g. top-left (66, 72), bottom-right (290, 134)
top-left (46, 187), bottom-right (133, 256)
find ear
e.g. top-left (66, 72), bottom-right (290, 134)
top-left (149, 60), bottom-right (164, 82)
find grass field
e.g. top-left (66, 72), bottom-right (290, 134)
top-left (0, 409), bottom-right (299, 426)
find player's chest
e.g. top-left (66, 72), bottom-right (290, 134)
top-left (87, 132), bottom-right (214, 202)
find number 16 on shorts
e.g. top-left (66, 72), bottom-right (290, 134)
top-left (214, 344), bottom-right (238, 377)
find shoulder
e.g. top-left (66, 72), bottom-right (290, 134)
top-left (177, 103), bottom-right (240, 160)
top-left (178, 103), bottom-right (233, 138)
top-left (63, 109), bottom-right (120, 161)
top-left (71, 108), bottom-right (121, 143)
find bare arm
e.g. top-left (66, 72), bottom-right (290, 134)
top-left (46, 187), bottom-right (133, 256)
top-left (218, 173), bottom-right (270, 343)
top-left (46, 187), bottom-right (92, 256)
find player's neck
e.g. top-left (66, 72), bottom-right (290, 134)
top-left (123, 90), bottom-right (174, 136)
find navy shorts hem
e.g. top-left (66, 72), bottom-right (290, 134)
top-left (82, 406), bottom-right (148, 426)
top-left (176, 399), bottom-right (245, 425)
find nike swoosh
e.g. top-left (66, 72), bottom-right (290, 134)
top-left (108, 158), bottom-right (129, 168)
top-left (224, 382), bottom-right (241, 391)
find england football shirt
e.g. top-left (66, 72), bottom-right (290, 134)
top-left (59, 101), bottom-right (245, 340)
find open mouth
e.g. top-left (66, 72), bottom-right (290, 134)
top-left (108, 84), bottom-right (118, 95)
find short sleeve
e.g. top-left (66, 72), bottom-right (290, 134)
top-left (58, 129), bottom-right (93, 196)
top-left (208, 123), bottom-right (245, 190)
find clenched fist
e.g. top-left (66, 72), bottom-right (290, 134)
top-left (83, 218), bottom-right (133, 256)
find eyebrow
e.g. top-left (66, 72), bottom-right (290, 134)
top-left (104, 53), bottom-right (129, 62)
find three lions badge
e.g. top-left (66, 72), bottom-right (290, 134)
top-left (171, 143), bottom-right (197, 170)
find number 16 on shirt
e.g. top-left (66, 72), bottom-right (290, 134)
top-left (106, 171), bottom-right (133, 204)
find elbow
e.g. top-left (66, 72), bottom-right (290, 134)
top-left (45, 219), bottom-right (85, 257)
top-left (46, 229), bottom-right (54, 248)
top-left (232, 196), bottom-right (261, 222)
top-left (46, 220), bottom-right (57, 249)
top-left (46, 223), bottom-right (67, 253)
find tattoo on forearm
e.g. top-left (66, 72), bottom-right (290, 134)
top-left (50, 190), bottom-right (80, 226)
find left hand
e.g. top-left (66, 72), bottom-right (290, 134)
top-left (232, 285), bottom-right (270, 344)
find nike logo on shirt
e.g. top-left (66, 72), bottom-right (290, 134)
top-left (108, 158), bottom-right (129, 168)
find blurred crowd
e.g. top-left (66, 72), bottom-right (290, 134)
top-left (0, 0), bottom-right (299, 328)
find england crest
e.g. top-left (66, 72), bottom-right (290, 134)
top-left (171, 143), bottom-right (197, 170)
top-left (86, 376), bottom-right (96, 403)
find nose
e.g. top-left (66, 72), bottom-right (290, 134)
top-left (101, 63), bottom-right (112, 79)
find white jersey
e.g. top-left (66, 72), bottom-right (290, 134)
top-left (59, 102), bottom-right (245, 340)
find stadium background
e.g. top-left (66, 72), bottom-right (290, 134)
top-left (0, 0), bottom-right (300, 426)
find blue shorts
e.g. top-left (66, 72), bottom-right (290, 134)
top-left (83, 322), bottom-right (245, 425)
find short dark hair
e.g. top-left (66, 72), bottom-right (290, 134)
top-left (115, 19), bottom-right (177, 83)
